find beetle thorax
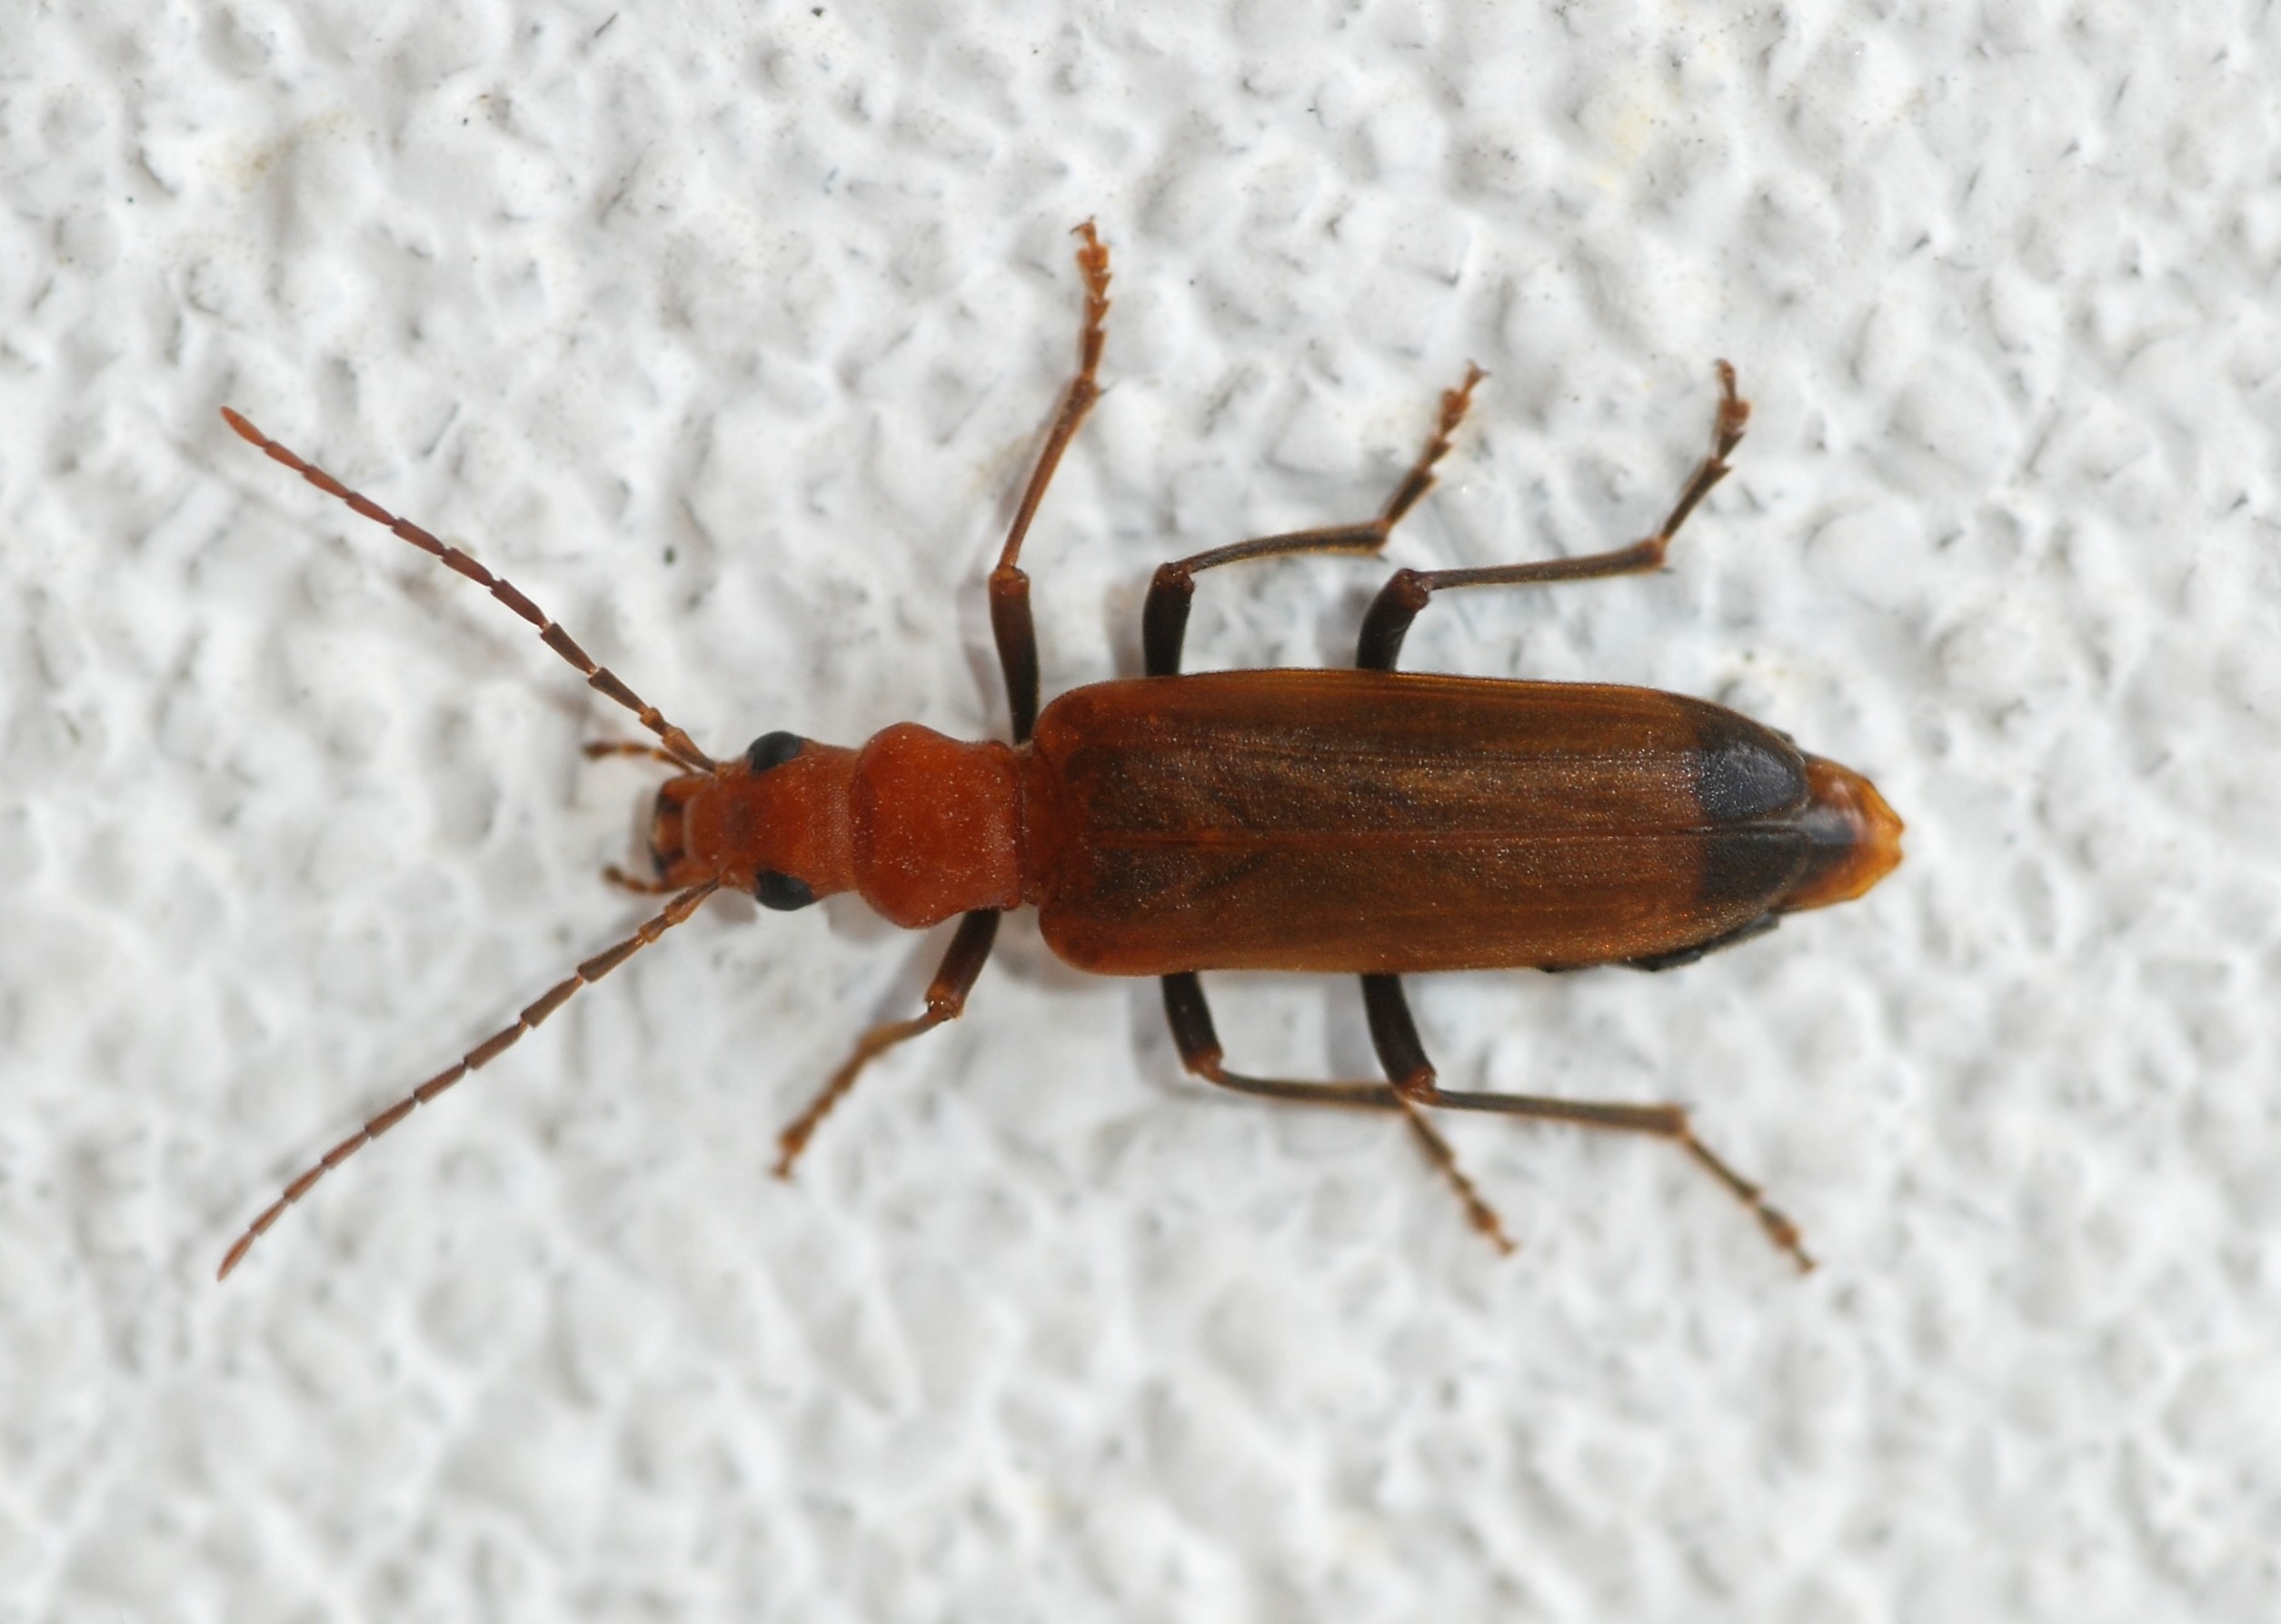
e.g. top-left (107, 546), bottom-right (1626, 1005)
top-left (647, 724), bottom-right (1025, 930)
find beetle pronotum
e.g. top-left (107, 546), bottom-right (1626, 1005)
top-left (218, 222), bottom-right (1900, 1279)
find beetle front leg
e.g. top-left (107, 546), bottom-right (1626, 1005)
top-left (1360, 974), bottom-right (1814, 1271)
top-left (773, 910), bottom-right (1001, 1175)
top-left (989, 222), bottom-right (1113, 743)
top-left (1158, 971), bottom-right (1515, 1252)
top-left (1358, 361), bottom-right (1750, 671)
top-left (1142, 365), bottom-right (1485, 676)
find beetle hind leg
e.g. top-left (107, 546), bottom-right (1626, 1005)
top-left (1158, 971), bottom-right (1516, 1253)
top-left (1364, 972), bottom-right (1814, 1271)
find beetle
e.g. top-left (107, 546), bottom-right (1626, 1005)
top-left (216, 222), bottom-right (1900, 1279)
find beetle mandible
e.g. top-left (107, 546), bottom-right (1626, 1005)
top-left (217, 222), bottom-right (1901, 1279)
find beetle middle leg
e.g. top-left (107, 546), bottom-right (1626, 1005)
top-left (773, 909), bottom-right (1001, 1177)
top-left (1358, 361), bottom-right (1749, 670)
top-left (1142, 364), bottom-right (1486, 677)
top-left (1159, 971), bottom-right (1517, 1252)
top-left (1361, 973), bottom-right (1813, 1270)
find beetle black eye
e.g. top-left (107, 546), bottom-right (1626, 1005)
top-left (754, 871), bottom-right (816, 912)
top-left (747, 732), bottom-right (804, 772)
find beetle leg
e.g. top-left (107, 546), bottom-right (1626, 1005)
top-left (773, 909), bottom-right (1001, 1176)
top-left (989, 222), bottom-right (1114, 743)
top-left (1143, 364), bottom-right (1486, 676)
top-left (1158, 971), bottom-right (1515, 1253)
top-left (1358, 361), bottom-right (1751, 671)
top-left (1359, 974), bottom-right (1814, 1271)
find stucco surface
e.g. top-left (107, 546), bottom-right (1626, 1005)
top-left (4, 4), bottom-right (2279, 1619)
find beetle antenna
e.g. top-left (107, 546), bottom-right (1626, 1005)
top-left (217, 879), bottom-right (722, 1280)
top-left (219, 408), bottom-right (716, 774)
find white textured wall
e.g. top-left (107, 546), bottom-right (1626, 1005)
top-left (5, 4), bottom-right (2278, 1619)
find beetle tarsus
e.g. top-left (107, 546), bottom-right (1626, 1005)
top-left (1399, 1101), bottom-right (1517, 1255)
top-left (1642, 358), bottom-right (1750, 553)
top-left (773, 1013), bottom-right (934, 1177)
top-left (1679, 1131), bottom-right (1816, 1274)
top-left (1409, 1083), bottom-right (1815, 1271)
top-left (772, 910), bottom-right (1002, 1176)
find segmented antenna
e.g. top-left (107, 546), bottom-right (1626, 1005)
top-left (217, 879), bottom-right (721, 1279)
top-left (219, 408), bottom-right (716, 773)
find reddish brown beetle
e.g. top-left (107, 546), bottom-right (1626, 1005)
top-left (217, 223), bottom-right (1899, 1279)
